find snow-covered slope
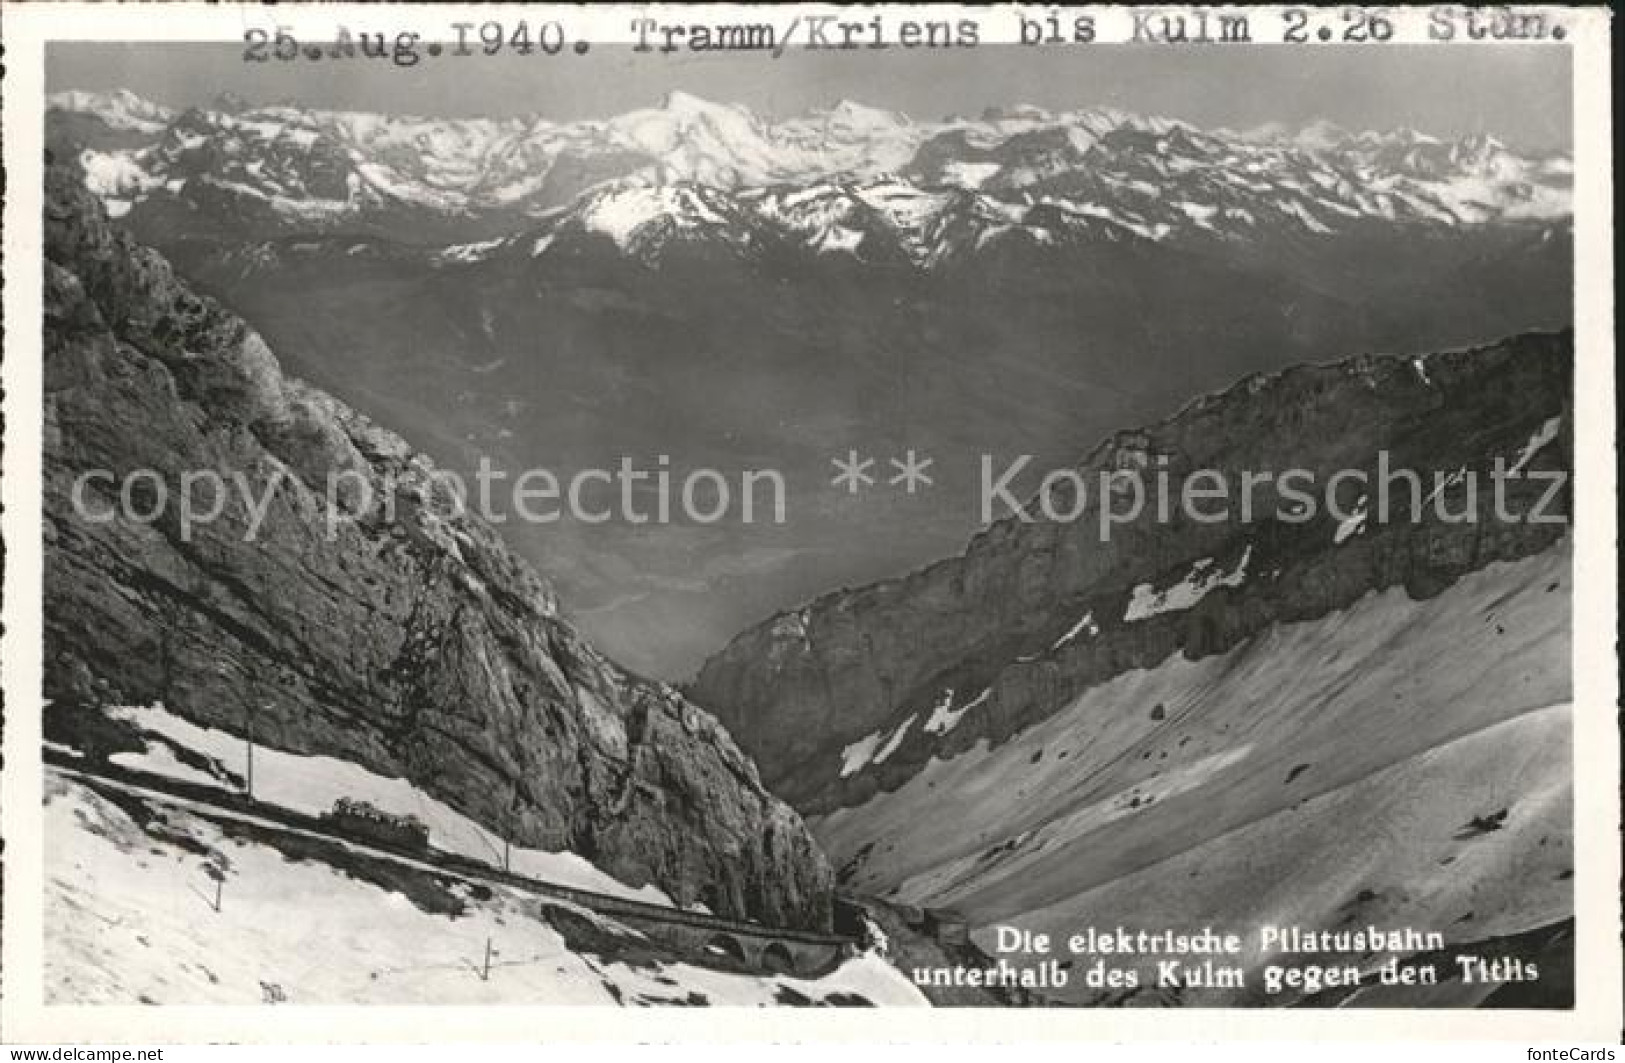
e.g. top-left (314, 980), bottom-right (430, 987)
top-left (97, 703), bottom-right (680, 907)
top-left (49, 89), bottom-right (1571, 255)
top-left (48, 89), bottom-right (917, 229)
top-left (691, 332), bottom-right (1573, 809)
top-left (45, 773), bottom-right (926, 1006)
top-left (814, 544), bottom-right (1572, 1006)
top-left (42, 153), bottom-right (837, 929)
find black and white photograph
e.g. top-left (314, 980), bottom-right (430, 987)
top-left (1, 2), bottom-right (1617, 1043)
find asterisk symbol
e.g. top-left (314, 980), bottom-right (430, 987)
top-left (831, 450), bottom-right (875, 494)
top-left (889, 450), bottom-right (934, 493)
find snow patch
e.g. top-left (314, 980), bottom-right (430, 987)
top-left (1175, 201), bottom-right (1219, 226)
top-left (874, 716), bottom-right (915, 765)
top-left (105, 705), bottom-right (674, 906)
top-left (1281, 199), bottom-right (1333, 234)
top-left (1508, 416), bottom-right (1562, 476)
top-left (941, 161), bottom-right (1001, 189)
top-left (437, 237), bottom-right (506, 264)
top-left (1125, 547), bottom-right (1251, 622)
top-left (580, 185), bottom-right (726, 250)
top-left (924, 689), bottom-right (988, 736)
top-left (840, 714), bottom-right (918, 776)
top-left (817, 226), bottom-right (864, 254)
top-left (1422, 467), bottom-right (1468, 509)
top-left (839, 733), bottom-right (883, 779)
top-left (78, 150), bottom-right (160, 198)
top-left (1334, 497), bottom-right (1370, 545)
top-left (1052, 611), bottom-right (1099, 649)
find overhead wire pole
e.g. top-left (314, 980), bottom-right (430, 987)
top-left (503, 778), bottom-right (517, 872)
top-left (245, 703), bottom-right (260, 799)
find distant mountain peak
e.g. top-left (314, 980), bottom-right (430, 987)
top-left (980, 104), bottom-right (1054, 123)
top-left (50, 87), bottom-right (1572, 249)
top-left (661, 89), bottom-right (738, 117)
top-left (47, 87), bottom-right (177, 133)
top-left (211, 90), bottom-right (252, 115)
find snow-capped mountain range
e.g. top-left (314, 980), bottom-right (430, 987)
top-left (52, 88), bottom-right (1571, 263)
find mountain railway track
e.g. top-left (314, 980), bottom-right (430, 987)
top-left (43, 748), bottom-right (858, 971)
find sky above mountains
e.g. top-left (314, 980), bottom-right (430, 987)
top-left (48, 42), bottom-right (1572, 152)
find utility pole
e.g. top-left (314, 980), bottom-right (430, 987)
top-left (503, 780), bottom-right (517, 873)
top-left (204, 862), bottom-right (225, 912)
top-left (481, 936), bottom-right (492, 981)
top-left (244, 707), bottom-right (257, 800)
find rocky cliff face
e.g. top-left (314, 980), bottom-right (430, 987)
top-left (691, 332), bottom-right (1572, 813)
top-left (41, 153), bottom-right (833, 930)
